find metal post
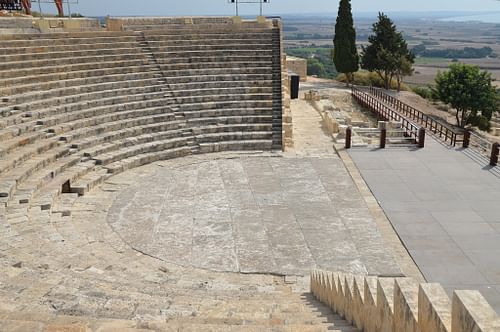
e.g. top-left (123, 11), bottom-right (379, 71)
top-left (380, 129), bottom-right (387, 149)
top-left (463, 129), bottom-right (471, 148)
top-left (260, 0), bottom-right (263, 16)
top-left (67, 0), bottom-right (72, 18)
top-left (345, 127), bottom-right (352, 149)
top-left (418, 128), bottom-right (426, 148)
top-left (236, 0), bottom-right (239, 16)
top-left (490, 142), bottom-right (499, 166)
top-left (38, 0), bottom-right (43, 17)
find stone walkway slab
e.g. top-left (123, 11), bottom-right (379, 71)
top-left (349, 138), bottom-right (500, 313)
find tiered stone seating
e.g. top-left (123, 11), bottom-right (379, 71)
top-left (0, 160), bottom-right (357, 331)
top-left (0, 18), bottom-right (296, 330)
top-left (0, 21), bottom-right (281, 213)
top-left (142, 25), bottom-right (281, 151)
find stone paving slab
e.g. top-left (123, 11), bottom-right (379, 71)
top-left (349, 138), bottom-right (500, 313)
top-left (106, 154), bottom-right (401, 277)
top-left (108, 156), bottom-right (400, 275)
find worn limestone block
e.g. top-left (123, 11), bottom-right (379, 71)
top-left (352, 276), bottom-right (366, 330)
top-left (418, 283), bottom-right (451, 332)
top-left (326, 272), bottom-right (336, 310)
top-left (451, 290), bottom-right (500, 332)
top-left (344, 275), bottom-right (357, 324)
top-left (394, 278), bottom-right (421, 332)
top-left (336, 273), bottom-right (348, 318)
top-left (363, 276), bottom-right (379, 332)
top-left (377, 278), bottom-right (395, 332)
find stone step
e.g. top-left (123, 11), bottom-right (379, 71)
top-left (190, 123), bottom-right (273, 135)
top-left (105, 146), bottom-right (192, 174)
top-left (1, 69), bottom-right (158, 99)
top-left (167, 74), bottom-right (272, 85)
top-left (0, 52), bottom-right (148, 71)
top-left (0, 58), bottom-right (149, 81)
top-left (0, 30), bottom-right (137, 41)
top-left (198, 140), bottom-right (273, 154)
top-left (0, 47), bottom-right (142, 63)
top-left (157, 54), bottom-right (272, 65)
top-left (1, 93), bottom-right (171, 141)
top-left (180, 100), bottom-right (273, 113)
top-left (14, 87), bottom-right (167, 123)
top-left (181, 108), bottom-right (273, 119)
top-left (0, 144), bottom-right (73, 199)
top-left (148, 43), bottom-right (273, 52)
top-left (0, 40), bottom-right (140, 55)
top-left (0, 63), bottom-right (155, 89)
top-left (170, 87), bottom-right (273, 98)
top-left (145, 38), bottom-right (273, 46)
top-left (195, 131), bottom-right (272, 143)
top-left (6, 76), bottom-right (161, 106)
top-left (144, 32), bottom-right (273, 41)
top-left (94, 137), bottom-right (191, 166)
top-left (172, 93), bottom-right (273, 105)
top-left (159, 61), bottom-right (271, 75)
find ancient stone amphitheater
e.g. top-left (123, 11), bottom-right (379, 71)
top-left (0, 16), bottom-right (499, 332)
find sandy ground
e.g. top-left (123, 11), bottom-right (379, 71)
top-left (304, 76), bottom-right (500, 144)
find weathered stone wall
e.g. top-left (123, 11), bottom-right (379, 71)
top-left (0, 17), bottom-right (100, 34)
top-left (286, 56), bottom-right (307, 82)
top-left (35, 18), bottom-right (100, 32)
top-left (311, 270), bottom-right (500, 332)
top-left (106, 16), bottom-right (273, 31)
top-left (278, 21), bottom-right (293, 150)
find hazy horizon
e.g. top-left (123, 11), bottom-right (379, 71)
top-left (36, 0), bottom-right (500, 17)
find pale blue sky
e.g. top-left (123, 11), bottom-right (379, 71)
top-left (41, 0), bottom-right (500, 17)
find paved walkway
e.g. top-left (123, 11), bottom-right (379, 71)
top-left (349, 138), bottom-right (500, 312)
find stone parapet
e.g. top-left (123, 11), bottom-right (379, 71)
top-left (0, 17), bottom-right (101, 34)
top-left (311, 270), bottom-right (500, 332)
top-left (107, 16), bottom-right (274, 31)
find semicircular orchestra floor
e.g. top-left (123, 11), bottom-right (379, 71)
top-left (102, 152), bottom-right (401, 276)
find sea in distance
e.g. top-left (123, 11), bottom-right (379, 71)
top-left (440, 12), bottom-right (500, 24)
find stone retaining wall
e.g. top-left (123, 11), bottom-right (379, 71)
top-left (286, 56), bottom-right (307, 82)
top-left (311, 270), bottom-right (500, 332)
top-left (278, 21), bottom-right (293, 150)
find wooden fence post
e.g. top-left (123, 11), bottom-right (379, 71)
top-left (490, 142), bottom-right (499, 166)
top-left (418, 128), bottom-right (426, 148)
top-left (463, 130), bottom-right (471, 148)
top-left (345, 127), bottom-right (352, 149)
top-left (380, 128), bottom-right (387, 149)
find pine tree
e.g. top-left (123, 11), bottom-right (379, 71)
top-left (361, 13), bottom-right (414, 90)
top-left (333, 0), bottom-right (359, 86)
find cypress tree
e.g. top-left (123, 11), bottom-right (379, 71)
top-left (333, 0), bottom-right (359, 85)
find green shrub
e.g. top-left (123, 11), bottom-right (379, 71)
top-left (469, 115), bottom-right (492, 132)
top-left (337, 71), bottom-right (409, 91)
top-left (412, 85), bottom-right (437, 101)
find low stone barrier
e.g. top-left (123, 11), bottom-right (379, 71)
top-left (311, 270), bottom-right (500, 332)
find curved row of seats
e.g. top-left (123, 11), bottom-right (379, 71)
top-left (0, 22), bottom-right (354, 330)
top-left (0, 23), bottom-right (281, 215)
top-left (0, 162), bottom-right (348, 330)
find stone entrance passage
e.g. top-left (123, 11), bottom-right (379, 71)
top-left (107, 154), bottom-right (401, 276)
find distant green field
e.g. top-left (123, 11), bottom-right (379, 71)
top-left (286, 47), bottom-right (337, 79)
top-left (414, 57), bottom-right (451, 65)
